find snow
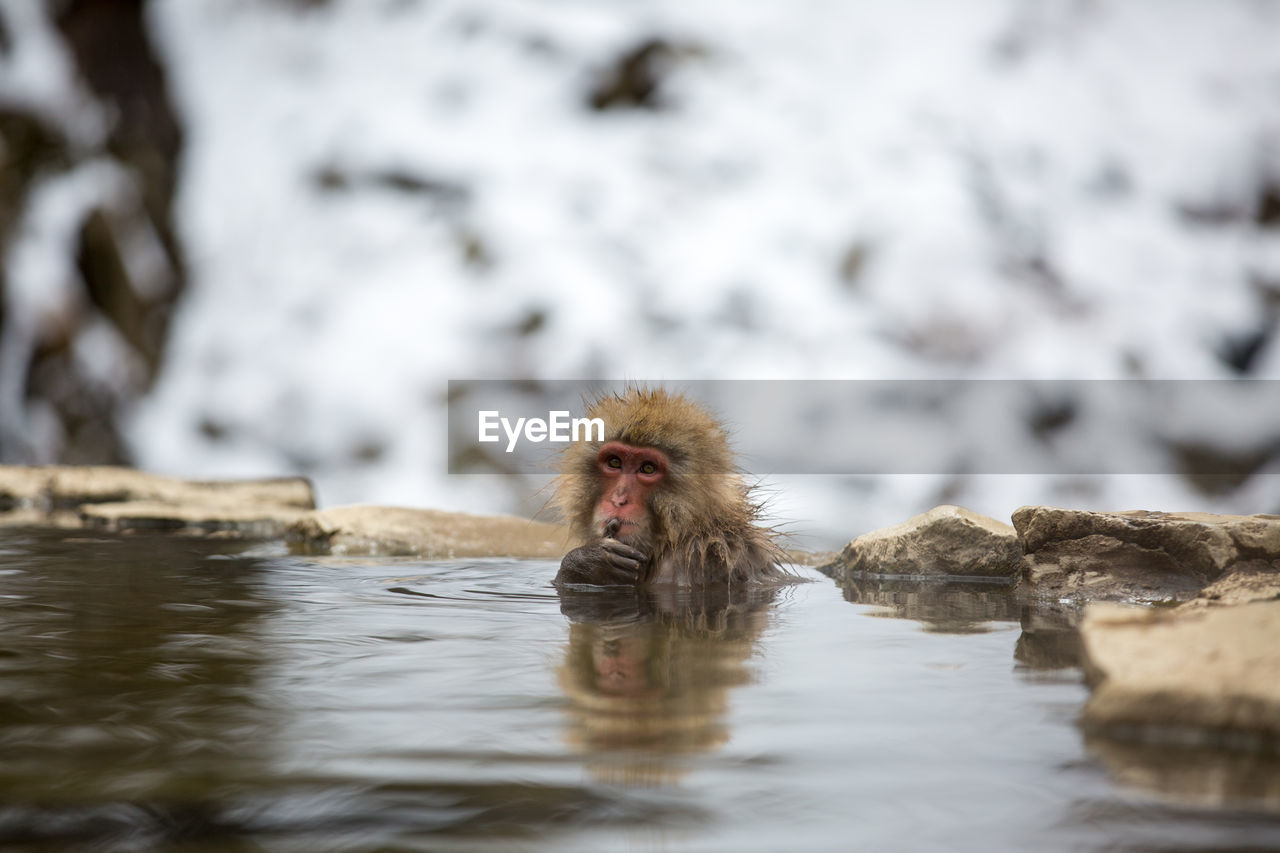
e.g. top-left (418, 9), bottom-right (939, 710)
top-left (106, 0), bottom-right (1280, 545)
top-left (0, 0), bottom-right (105, 142)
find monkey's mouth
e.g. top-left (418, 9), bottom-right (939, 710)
top-left (602, 518), bottom-right (636, 538)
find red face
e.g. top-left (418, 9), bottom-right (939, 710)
top-left (593, 441), bottom-right (668, 542)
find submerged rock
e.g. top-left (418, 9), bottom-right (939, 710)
top-left (820, 505), bottom-right (1021, 580)
top-left (288, 505), bottom-right (569, 559)
top-left (1014, 506), bottom-right (1280, 603)
top-left (1079, 600), bottom-right (1280, 755)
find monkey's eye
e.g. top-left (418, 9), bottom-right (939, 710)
top-left (639, 461), bottom-right (657, 475)
top-left (606, 456), bottom-right (622, 469)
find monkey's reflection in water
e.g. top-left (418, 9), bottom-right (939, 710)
top-left (556, 585), bottom-right (777, 784)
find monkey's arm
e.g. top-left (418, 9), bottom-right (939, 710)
top-left (555, 538), bottom-right (649, 587)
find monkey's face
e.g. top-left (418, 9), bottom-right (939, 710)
top-left (592, 441), bottom-right (668, 546)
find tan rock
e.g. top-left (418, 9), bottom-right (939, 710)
top-left (785, 549), bottom-right (838, 567)
top-left (48, 466), bottom-right (315, 510)
top-left (0, 466), bottom-right (50, 507)
top-left (288, 505), bottom-right (571, 559)
top-left (1189, 565), bottom-right (1280, 608)
top-left (80, 500), bottom-right (310, 538)
top-left (1, 464), bottom-right (314, 510)
top-left (1079, 600), bottom-right (1280, 752)
top-left (821, 505), bottom-right (1021, 579)
top-left (2, 465), bottom-right (572, 556)
top-left (1013, 506), bottom-right (1280, 602)
top-left (0, 464), bottom-right (316, 538)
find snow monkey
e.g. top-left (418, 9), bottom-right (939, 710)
top-left (553, 388), bottom-right (786, 588)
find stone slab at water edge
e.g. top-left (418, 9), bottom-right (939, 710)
top-left (1079, 600), bottom-right (1280, 755)
top-left (1014, 506), bottom-right (1280, 603)
top-left (287, 505), bottom-right (568, 558)
top-left (0, 465), bottom-right (570, 557)
top-left (819, 504), bottom-right (1022, 580)
top-left (0, 465), bottom-right (315, 536)
top-left (824, 502), bottom-right (1280, 759)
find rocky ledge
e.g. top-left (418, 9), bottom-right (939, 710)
top-left (1014, 503), bottom-right (1280, 755)
top-left (0, 464), bottom-right (315, 537)
top-left (288, 505), bottom-right (567, 559)
top-left (1013, 506), bottom-right (1280, 604)
top-left (819, 504), bottom-right (1022, 580)
top-left (821, 502), bottom-right (1280, 605)
top-left (822, 502), bottom-right (1280, 761)
top-left (0, 465), bottom-right (567, 558)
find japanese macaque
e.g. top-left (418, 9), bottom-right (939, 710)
top-left (553, 388), bottom-right (785, 588)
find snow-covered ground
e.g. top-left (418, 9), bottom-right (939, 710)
top-left (116, 0), bottom-right (1280, 547)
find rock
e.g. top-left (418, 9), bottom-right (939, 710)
top-left (1, 464), bottom-right (313, 510)
top-left (0, 465), bottom-right (572, 556)
top-left (288, 505), bottom-right (570, 559)
top-left (1079, 600), bottom-right (1280, 754)
top-left (1189, 565), bottom-right (1280, 608)
top-left (785, 549), bottom-right (838, 567)
top-left (0, 466), bottom-right (49, 510)
top-left (80, 500), bottom-right (310, 538)
top-left (819, 505), bottom-right (1021, 579)
top-left (0, 464), bottom-right (315, 538)
top-left (1014, 506), bottom-right (1280, 602)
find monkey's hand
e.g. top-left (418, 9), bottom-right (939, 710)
top-left (555, 538), bottom-right (649, 587)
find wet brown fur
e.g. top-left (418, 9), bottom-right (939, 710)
top-left (554, 388), bottom-right (786, 586)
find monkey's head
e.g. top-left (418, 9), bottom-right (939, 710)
top-left (554, 388), bottom-right (753, 554)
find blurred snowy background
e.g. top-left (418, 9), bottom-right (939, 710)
top-left (1, 0), bottom-right (1279, 548)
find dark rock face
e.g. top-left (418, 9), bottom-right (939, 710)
top-left (1013, 506), bottom-right (1280, 603)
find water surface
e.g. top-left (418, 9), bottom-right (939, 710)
top-left (1, 528), bottom-right (1277, 851)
